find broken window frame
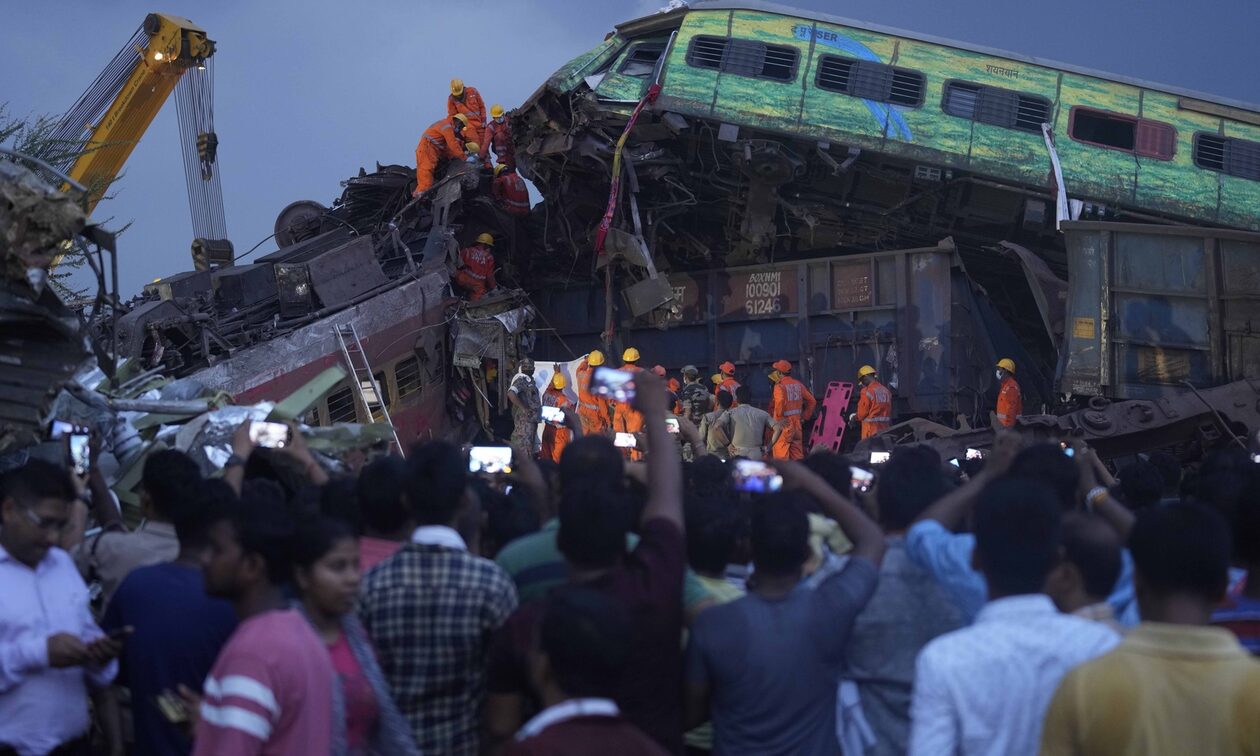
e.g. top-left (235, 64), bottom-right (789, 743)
top-left (814, 55), bottom-right (925, 108)
top-left (1193, 132), bottom-right (1260, 181)
top-left (618, 40), bottom-right (668, 78)
top-left (326, 384), bottom-right (358, 424)
top-left (684, 35), bottom-right (799, 83)
top-left (1068, 106), bottom-right (1177, 160)
top-left (941, 80), bottom-right (1052, 133)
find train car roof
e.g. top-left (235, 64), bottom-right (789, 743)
top-left (617, 0), bottom-right (1260, 117)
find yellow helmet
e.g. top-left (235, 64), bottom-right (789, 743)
top-left (464, 141), bottom-right (480, 154)
top-left (711, 373), bottom-right (724, 385)
top-left (476, 232), bottom-right (495, 246)
top-left (588, 350), bottom-right (605, 366)
top-left (997, 358), bottom-right (1017, 374)
top-left (622, 347), bottom-right (640, 363)
top-left (551, 374), bottom-right (566, 390)
top-left (858, 365), bottom-right (877, 378)
top-left (452, 113), bottom-right (470, 128)
top-left (450, 78), bottom-right (465, 97)
top-left (490, 104), bottom-right (505, 119)
top-left (494, 164), bottom-right (507, 178)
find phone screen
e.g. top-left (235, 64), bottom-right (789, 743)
top-left (665, 418), bottom-right (680, 434)
top-left (49, 420), bottom-right (76, 440)
top-left (614, 432), bottom-right (638, 448)
top-left (869, 451), bottom-right (890, 464)
top-left (541, 405), bottom-right (564, 422)
top-left (249, 422), bottom-right (290, 449)
top-left (69, 434), bottom-right (90, 476)
top-left (591, 366), bottom-right (636, 403)
top-left (966, 448), bottom-right (984, 461)
top-left (733, 459), bottom-right (783, 493)
top-left (469, 446), bottom-right (513, 474)
top-left (949, 458), bottom-right (961, 468)
top-left (850, 465), bottom-right (874, 492)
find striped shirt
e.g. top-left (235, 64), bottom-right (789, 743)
top-left (193, 609), bottom-right (334, 756)
top-left (1211, 593), bottom-right (1260, 655)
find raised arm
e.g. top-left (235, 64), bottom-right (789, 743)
top-left (914, 431), bottom-right (1021, 531)
top-left (632, 372), bottom-right (683, 532)
top-left (774, 460), bottom-right (885, 566)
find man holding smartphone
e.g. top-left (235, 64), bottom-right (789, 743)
top-left (508, 358), bottom-right (542, 457)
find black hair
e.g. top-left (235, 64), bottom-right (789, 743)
top-left (358, 455), bottom-right (410, 534)
top-left (1008, 444), bottom-right (1079, 511)
top-left (231, 479), bottom-right (296, 585)
top-left (291, 515), bottom-right (357, 572)
top-left (1115, 461), bottom-right (1164, 511)
top-left (734, 385), bottom-right (751, 405)
top-left (801, 451), bottom-right (854, 499)
top-left (557, 476), bottom-right (633, 568)
top-left (472, 477), bottom-right (540, 558)
top-left (174, 478), bottom-right (237, 549)
top-left (716, 390), bottom-right (734, 409)
top-left (973, 476), bottom-right (1062, 596)
top-left (1129, 503), bottom-right (1231, 602)
top-left (685, 495), bottom-right (744, 575)
top-left (404, 441), bottom-right (467, 526)
top-left (1193, 448), bottom-right (1253, 525)
top-left (876, 447), bottom-right (950, 530)
top-left (0, 458), bottom-right (74, 506)
top-left (141, 450), bottom-right (202, 520)
top-left (1060, 512), bottom-right (1123, 599)
top-left (318, 476), bottom-right (360, 533)
top-left (539, 588), bottom-right (631, 698)
top-left (558, 435), bottom-right (624, 489)
top-left (685, 455), bottom-right (734, 499)
top-left (1145, 451), bottom-right (1183, 495)
top-left (1231, 470), bottom-right (1260, 565)
top-left (749, 492), bottom-right (810, 577)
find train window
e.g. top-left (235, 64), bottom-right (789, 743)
top-left (686, 35), bottom-right (798, 82)
top-left (619, 42), bottom-right (666, 78)
top-left (942, 81), bottom-right (1050, 133)
top-left (816, 55), bottom-right (924, 108)
top-left (1070, 107), bottom-right (1176, 160)
top-left (395, 355), bottom-right (423, 399)
top-left (1194, 133), bottom-right (1260, 181)
top-left (326, 384), bottom-right (357, 423)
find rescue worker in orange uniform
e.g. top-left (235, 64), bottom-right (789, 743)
top-left (612, 347), bottom-right (645, 460)
top-left (714, 361), bottom-right (741, 406)
top-left (576, 350), bottom-right (611, 434)
top-left (492, 164), bottom-right (530, 218)
top-left (478, 104), bottom-right (516, 170)
top-left (464, 141), bottom-right (491, 170)
top-left (540, 373), bottom-right (573, 463)
top-left (447, 78), bottom-right (487, 147)
top-left (850, 365), bottom-right (893, 440)
top-left (413, 114), bottom-right (469, 196)
top-left (454, 232), bottom-right (497, 302)
top-left (768, 359), bottom-right (817, 460)
top-left (994, 358), bottom-right (1023, 428)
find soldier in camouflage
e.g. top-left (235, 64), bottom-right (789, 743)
top-left (677, 365), bottom-right (711, 460)
top-left (507, 357), bottom-right (541, 456)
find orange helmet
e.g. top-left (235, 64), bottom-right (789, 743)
top-left (772, 359), bottom-right (792, 373)
top-left (651, 365), bottom-right (666, 377)
top-left (719, 361), bottom-right (736, 375)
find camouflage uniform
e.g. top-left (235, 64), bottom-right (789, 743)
top-left (678, 379), bottom-right (711, 461)
top-left (509, 372), bottom-right (541, 455)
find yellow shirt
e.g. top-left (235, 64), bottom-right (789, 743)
top-left (1040, 622), bottom-right (1260, 756)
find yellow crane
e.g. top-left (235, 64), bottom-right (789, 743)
top-left (51, 13), bottom-right (230, 266)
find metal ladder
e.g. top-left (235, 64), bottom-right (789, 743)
top-left (333, 322), bottom-right (403, 455)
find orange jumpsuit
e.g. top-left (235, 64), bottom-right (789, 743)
top-left (770, 376), bottom-right (817, 460)
top-left (575, 360), bottom-right (610, 434)
top-left (493, 172), bottom-right (530, 217)
top-left (454, 243), bottom-right (496, 301)
top-left (612, 364), bottom-right (644, 461)
top-left (415, 118), bottom-right (465, 194)
top-left (479, 119), bottom-right (515, 170)
top-left (447, 87), bottom-right (487, 146)
top-left (540, 386), bottom-right (573, 463)
top-left (996, 376), bottom-right (1023, 428)
top-left (855, 380), bottom-right (893, 440)
top-left (714, 376), bottom-right (741, 406)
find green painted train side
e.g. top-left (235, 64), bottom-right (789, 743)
top-left (558, 7), bottom-right (1260, 231)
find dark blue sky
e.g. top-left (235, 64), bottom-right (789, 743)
top-left (3, 0), bottom-right (1257, 296)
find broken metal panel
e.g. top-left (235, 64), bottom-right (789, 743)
top-left (275, 235), bottom-right (387, 317)
top-left (144, 269), bottom-right (212, 301)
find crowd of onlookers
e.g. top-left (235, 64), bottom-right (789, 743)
top-left (2, 371), bottom-right (1259, 756)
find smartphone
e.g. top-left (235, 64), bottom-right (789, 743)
top-left (49, 419), bottom-right (76, 439)
top-left (69, 434), bottom-right (91, 476)
top-left (869, 451), bottom-right (890, 465)
top-left (614, 432), bottom-right (638, 449)
top-left (849, 466), bottom-right (875, 492)
top-left (591, 366), bottom-right (636, 403)
top-left (949, 458), bottom-right (961, 468)
top-left (965, 447), bottom-right (985, 461)
top-left (155, 691), bottom-right (189, 724)
top-left (665, 418), bottom-right (680, 434)
top-left (540, 405), bottom-right (564, 423)
top-left (249, 421), bottom-right (290, 449)
top-left (1059, 441), bottom-right (1076, 458)
top-left (732, 459), bottom-right (783, 493)
top-left (469, 446), bottom-right (513, 474)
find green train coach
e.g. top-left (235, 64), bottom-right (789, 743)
top-left (542, 0), bottom-right (1260, 232)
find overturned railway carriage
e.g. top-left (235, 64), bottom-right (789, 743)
top-left (517, 1), bottom-right (1260, 418)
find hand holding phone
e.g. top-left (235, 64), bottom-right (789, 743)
top-left (469, 446), bottom-right (513, 474)
top-left (591, 366), bottom-right (636, 403)
top-left (733, 459), bottom-right (783, 493)
top-left (540, 405), bottom-right (564, 423)
top-left (850, 466), bottom-right (875, 493)
top-left (614, 432), bottom-right (638, 449)
top-left (249, 421), bottom-right (290, 449)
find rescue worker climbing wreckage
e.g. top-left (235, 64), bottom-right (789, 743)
top-left (612, 347), bottom-right (645, 461)
top-left (576, 350), bottom-right (611, 435)
top-left (413, 113), bottom-right (469, 197)
top-left (492, 164), bottom-right (530, 218)
top-left (447, 78), bottom-right (487, 146)
top-left (540, 372), bottom-right (572, 463)
top-left (768, 360), bottom-right (817, 460)
top-left (993, 358), bottom-right (1023, 428)
top-left (714, 361), bottom-right (740, 405)
top-left (507, 357), bottom-right (541, 456)
top-left (479, 104), bottom-right (515, 170)
top-left (850, 365), bottom-right (892, 440)
top-left (454, 232), bottom-right (497, 302)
